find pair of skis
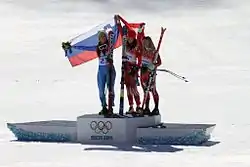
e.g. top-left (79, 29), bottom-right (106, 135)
top-left (118, 26), bottom-right (127, 116)
top-left (107, 26), bottom-right (131, 118)
top-left (106, 23), bottom-right (135, 118)
top-left (107, 31), bottom-right (115, 113)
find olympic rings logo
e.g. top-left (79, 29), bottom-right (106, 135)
top-left (90, 121), bottom-right (112, 134)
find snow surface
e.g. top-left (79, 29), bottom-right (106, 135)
top-left (1, 0), bottom-right (250, 166)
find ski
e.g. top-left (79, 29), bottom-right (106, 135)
top-left (142, 27), bottom-right (167, 110)
top-left (107, 30), bottom-right (115, 113)
top-left (119, 25), bottom-right (128, 115)
top-left (157, 68), bottom-right (189, 82)
top-left (151, 123), bottom-right (166, 128)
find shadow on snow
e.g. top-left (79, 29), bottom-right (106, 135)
top-left (9, 139), bottom-right (220, 153)
top-left (83, 141), bottom-right (220, 153)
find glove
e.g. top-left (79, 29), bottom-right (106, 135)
top-left (62, 42), bottom-right (71, 50)
top-left (138, 23), bottom-right (145, 33)
top-left (62, 41), bottom-right (73, 55)
top-left (114, 15), bottom-right (120, 24)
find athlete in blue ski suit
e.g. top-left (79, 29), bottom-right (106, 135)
top-left (96, 31), bottom-right (116, 114)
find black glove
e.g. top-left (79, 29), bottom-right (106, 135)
top-left (62, 41), bottom-right (73, 56)
top-left (62, 42), bottom-right (71, 50)
top-left (114, 15), bottom-right (120, 24)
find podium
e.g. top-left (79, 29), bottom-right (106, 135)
top-left (136, 123), bottom-right (216, 145)
top-left (7, 114), bottom-right (216, 145)
top-left (77, 114), bottom-right (161, 144)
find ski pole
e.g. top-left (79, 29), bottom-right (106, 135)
top-left (157, 68), bottom-right (189, 82)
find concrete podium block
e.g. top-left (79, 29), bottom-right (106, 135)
top-left (136, 123), bottom-right (216, 145)
top-left (6, 115), bottom-right (216, 146)
top-left (7, 120), bottom-right (77, 142)
top-left (76, 114), bottom-right (161, 144)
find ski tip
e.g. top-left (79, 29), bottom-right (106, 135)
top-left (161, 27), bottom-right (167, 32)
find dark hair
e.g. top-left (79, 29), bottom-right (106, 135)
top-left (143, 36), bottom-right (155, 50)
top-left (126, 39), bottom-right (137, 51)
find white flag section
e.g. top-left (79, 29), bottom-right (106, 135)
top-left (70, 18), bottom-right (117, 46)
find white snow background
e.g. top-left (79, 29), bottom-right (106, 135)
top-left (0, 0), bottom-right (250, 166)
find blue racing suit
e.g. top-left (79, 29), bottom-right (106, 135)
top-left (97, 51), bottom-right (116, 107)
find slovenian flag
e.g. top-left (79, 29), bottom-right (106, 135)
top-left (63, 15), bottom-right (145, 67)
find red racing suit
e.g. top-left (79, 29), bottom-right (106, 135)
top-left (115, 14), bottom-right (145, 109)
top-left (124, 40), bottom-right (142, 107)
top-left (140, 49), bottom-right (161, 108)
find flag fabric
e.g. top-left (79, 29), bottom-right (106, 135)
top-left (118, 15), bottom-right (145, 41)
top-left (63, 15), bottom-right (145, 67)
top-left (64, 18), bottom-right (122, 67)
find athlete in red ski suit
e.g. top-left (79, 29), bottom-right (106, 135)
top-left (115, 15), bottom-right (146, 115)
top-left (140, 36), bottom-right (162, 115)
top-left (124, 29), bottom-right (144, 114)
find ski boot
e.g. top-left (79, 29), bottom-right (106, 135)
top-left (99, 106), bottom-right (109, 115)
top-left (125, 106), bottom-right (138, 117)
top-left (151, 107), bottom-right (160, 116)
top-left (104, 107), bottom-right (118, 118)
top-left (143, 107), bottom-right (151, 116)
top-left (136, 106), bottom-right (144, 117)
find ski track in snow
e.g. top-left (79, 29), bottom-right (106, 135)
top-left (1, 0), bottom-right (250, 166)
